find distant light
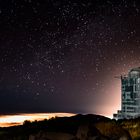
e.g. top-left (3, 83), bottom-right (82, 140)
top-left (0, 113), bottom-right (75, 127)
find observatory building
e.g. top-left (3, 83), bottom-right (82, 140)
top-left (113, 67), bottom-right (140, 119)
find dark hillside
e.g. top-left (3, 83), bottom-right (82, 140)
top-left (0, 114), bottom-right (133, 140)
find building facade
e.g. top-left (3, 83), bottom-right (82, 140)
top-left (113, 67), bottom-right (140, 119)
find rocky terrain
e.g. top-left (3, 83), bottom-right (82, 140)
top-left (0, 114), bottom-right (138, 140)
top-left (29, 124), bottom-right (109, 140)
top-left (28, 117), bottom-right (131, 140)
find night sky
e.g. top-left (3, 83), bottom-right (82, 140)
top-left (0, 0), bottom-right (140, 117)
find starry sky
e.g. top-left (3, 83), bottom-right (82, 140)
top-left (0, 0), bottom-right (140, 117)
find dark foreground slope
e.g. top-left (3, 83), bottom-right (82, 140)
top-left (0, 114), bottom-right (133, 140)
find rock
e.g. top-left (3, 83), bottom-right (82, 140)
top-left (95, 122), bottom-right (132, 140)
top-left (29, 124), bottom-right (108, 140)
top-left (76, 124), bottom-right (89, 140)
top-left (29, 131), bottom-right (75, 140)
top-left (76, 124), bottom-right (109, 140)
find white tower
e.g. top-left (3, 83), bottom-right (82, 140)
top-left (113, 67), bottom-right (140, 119)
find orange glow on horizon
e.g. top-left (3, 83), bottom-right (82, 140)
top-left (0, 113), bottom-right (75, 127)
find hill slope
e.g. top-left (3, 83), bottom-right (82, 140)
top-left (0, 114), bottom-right (134, 140)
